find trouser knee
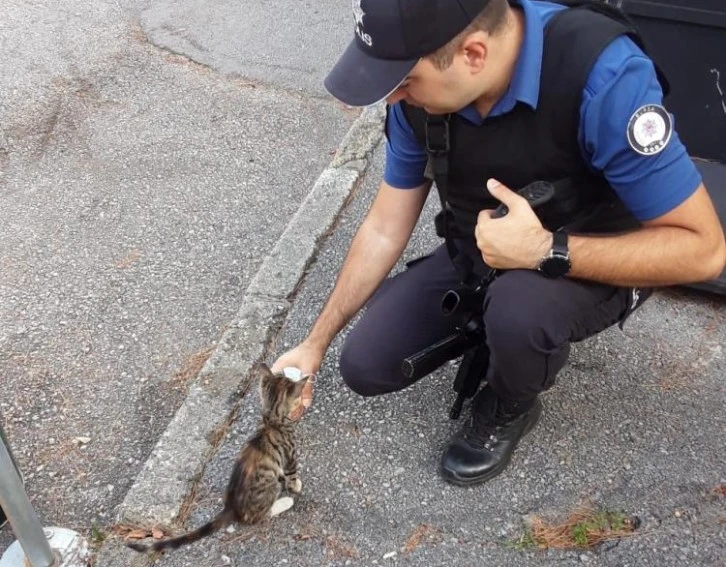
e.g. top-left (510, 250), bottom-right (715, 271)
top-left (339, 335), bottom-right (406, 397)
top-left (482, 272), bottom-right (569, 401)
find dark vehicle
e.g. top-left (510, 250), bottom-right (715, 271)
top-left (612, 0), bottom-right (726, 293)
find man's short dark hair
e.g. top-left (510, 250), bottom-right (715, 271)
top-left (428, 0), bottom-right (510, 70)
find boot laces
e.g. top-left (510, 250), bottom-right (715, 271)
top-left (463, 397), bottom-right (516, 451)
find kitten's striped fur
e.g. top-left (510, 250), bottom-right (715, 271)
top-left (126, 363), bottom-right (308, 554)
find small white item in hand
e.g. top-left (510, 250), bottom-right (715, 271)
top-left (283, 366), bottom-right (304, 382)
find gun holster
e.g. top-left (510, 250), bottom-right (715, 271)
top-left (401, 279), bottom-right (492, 420)
top-left (442, 285), bottom-right (491, 420)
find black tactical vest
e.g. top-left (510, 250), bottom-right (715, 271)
top-left (394, 1), bottom-right (669, 243)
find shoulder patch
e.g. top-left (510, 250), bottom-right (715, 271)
top-left (626, 104), bottom-right (672, 156)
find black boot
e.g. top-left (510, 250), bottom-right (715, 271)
top-left (440, 386), bottom-right (542, 486)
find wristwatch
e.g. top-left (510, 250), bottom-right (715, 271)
top-left (538, 230), bottom-right (571, 278)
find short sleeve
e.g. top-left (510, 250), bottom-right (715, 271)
top-left (383, 103), bottom-right (429, 189)
top-left (579, 36), bottom-right (702, 221)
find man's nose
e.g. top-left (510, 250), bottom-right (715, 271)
top-left (385, 88), bottom-right (407, 105)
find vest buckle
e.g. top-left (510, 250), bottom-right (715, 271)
top-left (424, 115), bottom-right (450, 156)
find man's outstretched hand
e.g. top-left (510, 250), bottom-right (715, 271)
top-left (475, 178), bottom-right (552, 270)
top-left (271, 341), bottom-right (323, 419)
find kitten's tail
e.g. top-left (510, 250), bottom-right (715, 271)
top-left (125, 508), bottom-right (235, 554)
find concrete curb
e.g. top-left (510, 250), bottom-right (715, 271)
top-left (112, 102), bottom-right (386, 530)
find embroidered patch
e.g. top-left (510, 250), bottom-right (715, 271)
top-left (626, 104), bottom-right (672, 156)
top-left (353, 0), bottom-right (372, 46)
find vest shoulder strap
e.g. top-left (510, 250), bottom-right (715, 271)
top-left (550, 0), bottom-right (670, 95)
top-left (541, 1), bottom-right (669, 156)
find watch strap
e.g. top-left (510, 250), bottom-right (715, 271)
top-left (538, 230), bottom-right (571, 278)
top-left (552, 230), bottom-right (568, 256)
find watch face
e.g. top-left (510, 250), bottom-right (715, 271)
top-left (541, 255), bottom-right (571, 278)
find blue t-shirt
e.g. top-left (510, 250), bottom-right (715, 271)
top-left (383, 0), bottom-right (702, 222)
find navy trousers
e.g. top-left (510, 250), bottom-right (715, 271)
top-left (339, 244), bottom-right (643, 403)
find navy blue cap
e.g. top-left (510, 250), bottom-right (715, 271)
top-left (325, 0), bottom-right (492, 107)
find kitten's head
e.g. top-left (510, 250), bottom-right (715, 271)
top-left (257, 364), bottom-right (309, 422)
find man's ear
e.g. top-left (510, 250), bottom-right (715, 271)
top-left (461, 32), bottom-right (488, 73)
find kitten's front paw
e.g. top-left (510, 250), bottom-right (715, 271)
top-left (289, 478), bottom-right (302, 494)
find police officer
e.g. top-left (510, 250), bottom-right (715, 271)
top-left (272, 0), bottom-right (725, 486)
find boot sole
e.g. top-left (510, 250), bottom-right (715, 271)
top-left (440, 401), bottom-right (543, 487)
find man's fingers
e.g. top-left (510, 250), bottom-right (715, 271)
top-left (478, 209), bottom-right (496, 222)
top-left (301, 380), bottom-right (314, 408)
top-left (290, 382), bottom-right (314, 420)
top-left (486, 178), bottom-right (522, 209)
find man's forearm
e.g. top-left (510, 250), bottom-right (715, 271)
top-left (304, 220), bottom-right (408, 353)
top-left (479, 180), bottom-right (725, 288)
top-left (568, 225), bottom-right (726, 287)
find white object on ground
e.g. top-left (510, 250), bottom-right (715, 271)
top-left (0, 527), bottom-right (89, 567)
top-left (269, 497), bottom-right (294, 517)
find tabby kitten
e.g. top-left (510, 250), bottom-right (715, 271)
top-left (127, 363), bottom-right (309, 554)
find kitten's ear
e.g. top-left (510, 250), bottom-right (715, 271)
top-left (257, 363), bottom-right (276, 402)
top-left (258, 363), bottom-right (276, 379)
top-left (258, 363), bottom-right (279, 387)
